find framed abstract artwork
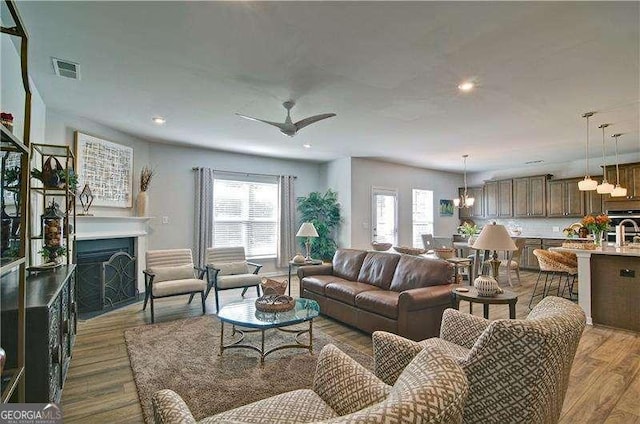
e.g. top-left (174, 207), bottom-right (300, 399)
top-left (75, 131), bottom-right (133, 208)
top-left (439, 199), bottom-right (454, 217)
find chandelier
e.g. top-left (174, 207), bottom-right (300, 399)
top-left (454, 154), bottom-right (475, 208)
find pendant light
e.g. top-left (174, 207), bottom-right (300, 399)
top-left (610, 133), bottom-right (628, 197)
top-left (454, 154), bottom-right (475, 208)
top-left (578, 112), bottom-right (598, 191)
top-left (596, 123), bottom-right (614, 194)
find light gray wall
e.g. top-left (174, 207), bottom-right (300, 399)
top-left (349, 158), bottom-right (463, 249)
top-left (45, 110), bottom-right (152, 218)
top-left (324, 157), bottom-right (352, 248)
top-left (146, 143), bottom-right (325, 272)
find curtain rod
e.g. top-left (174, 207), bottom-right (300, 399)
top-left (192, 167), bottom-right (297, 179)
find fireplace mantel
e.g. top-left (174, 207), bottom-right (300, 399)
top-left (76, 216), bottom-right (153, 293)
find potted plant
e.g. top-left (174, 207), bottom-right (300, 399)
top-left (1, 113), bottom-right (14, 133)
top-left (297, 189), bottom-right (341, 261)
top-left (458, 222), bottom-right (480, 245)
top-left (31, 168), bottom-right (77, 191)
top-left (38, 245), bottom-right (67, 264)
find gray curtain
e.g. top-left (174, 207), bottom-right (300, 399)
top-left (277, 175), bottom-right (296, 268)
top-left (194, 168), bottom-right (214, 268)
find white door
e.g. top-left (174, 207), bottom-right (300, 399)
top-left (372, 188), bottom-right (398, 244)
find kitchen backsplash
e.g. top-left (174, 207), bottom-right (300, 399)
top-left (474, 217), bottom-right (581, 237)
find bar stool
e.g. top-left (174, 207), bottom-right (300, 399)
top-left (529, 249), bottom-right (578, 309)
top-left (554, 251), bottom-right (578, 301)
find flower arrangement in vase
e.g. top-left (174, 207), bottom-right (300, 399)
top-left (581, 214), bottom-right (611, 247)
top-left (458, 222), bottom-right (480, 246)
top-left (136, 166), bottom-right (155, 217)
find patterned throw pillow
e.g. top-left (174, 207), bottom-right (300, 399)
top-left (216, 261), bottom-right (249, 276)
top-left (149, 264), bottom-right (195, 282)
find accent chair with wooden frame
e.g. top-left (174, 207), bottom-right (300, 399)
top-left (206, 247), bottom-right (263, 312)
top-left (143, 249), bottom-right (207, 323)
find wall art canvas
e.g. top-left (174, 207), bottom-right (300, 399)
top-left (75, 132), bottom-right (133, 208)
top-left (439, 199), bottom-right (454, 217)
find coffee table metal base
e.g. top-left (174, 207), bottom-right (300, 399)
top-left (219, 320), bottom-right (314, 365)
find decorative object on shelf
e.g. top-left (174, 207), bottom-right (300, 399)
top-left (42, 156), bottom-right (63, 187)
top-left (439, 199), bottom-right (454, 216)
top-left (473, 274), bottom-right (503, 297)
top-left (0, 346), bottom-right (5, 375)
top-left (453, 154), bottom-right (475, 208)
top-left (260, 278), bottom-right (288, 296)
top-left (135, 166), bottom-right (154, 217)
top-left (433, 247), bottom-right (455, 259)
top-left (77, 184), bottom-right (94, 215)
top-left (1, 112), bottom-right (14, 133)
top-left (581, 214), bottom-right (610, 247)
top-left (296, 222), bottom-right (319, 261)
top-left (596, 123), bottom-right (614, 194)
top-left (254, 294), bottom-right (295, 313)
top-left (610, 133), bottom-right (628, 197)
top-left (75, 131), bottom-right (133, 208)
top-left (394, 246), bottom-right (427, 256)
top-left (41, 201), bottom-right (65, 262)
top-left (472, 222), bottom-right (517, 282)
top-left (371, 241), bottom-right (392, 251)
top-left (292, 253), bottom-right (305, 263)
top-left (578, 111), bottom-right (598, 191)
top-left (31, 165), bottom-right (77, 191)
top-left (296, 189), bottom-right (341, 261)
top-left (1, 206), bottom-right (12, 253)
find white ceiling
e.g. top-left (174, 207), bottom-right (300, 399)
top-left (17, 1), bottom-right (640, 172)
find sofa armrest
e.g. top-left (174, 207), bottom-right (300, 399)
top-left (152, 389), bottom-right (196, 424)
top-left (313, 344), bottom-right (390, 416)
top-left (440, 308), bottom-right (491, 349)
top-left (297, 264), bottom-right (333, 279)
top-left (398, 284), bottom-right (454, 311)
top-left (372, 331), bottom-right (423, 386)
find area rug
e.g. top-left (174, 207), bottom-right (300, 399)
top-left (125, 315), bottom-right (373, 423)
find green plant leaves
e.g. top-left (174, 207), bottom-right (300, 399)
top-left (297, 189), bottom-right (341, 260)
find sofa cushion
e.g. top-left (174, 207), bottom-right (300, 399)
top-left (332, 249), bottom-right (368, 281)
top-left (303, 275), bottom-right (354, 296)
top-left (357, 252), bottom-right (401, 290)
top-left (355, 290), bottom-right (400, 319)
top-left (149, 264), bottom-right (195, 283)
top-left (152, 278), bottom-right (206, 297)
top-left (325, 281), bottom-right (381, 306)
top-left (216, 274), bottom-right (261, 289)
top-left (390, 255), bottom-right (454, 292)
top-left (216, 261), bottom-right (249, 276)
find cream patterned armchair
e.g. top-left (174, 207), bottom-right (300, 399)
top-left (144, 249), bottom-right (208, 323)
top-left (372, 296), bottom-right (586, 424)
top-left (206, 247), bottom-right (262, 312)
top-left (152, 343), bottom-right (469, 424)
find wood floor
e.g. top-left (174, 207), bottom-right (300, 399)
top-left (61, 270), bottom-right (640, 423)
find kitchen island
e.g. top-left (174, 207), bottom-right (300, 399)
top-left (555, 245), bottom-right (640, 331)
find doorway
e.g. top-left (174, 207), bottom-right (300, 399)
top-left (372, 187), bottom-right (398, 245)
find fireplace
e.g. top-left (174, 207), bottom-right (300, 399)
top-left (76, 237), bottom-right (137, 316)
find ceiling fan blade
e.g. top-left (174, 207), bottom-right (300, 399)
top-left (235, 113), bottom-right (288, 131)
top-left (294, 113), bottom-right (336, 130)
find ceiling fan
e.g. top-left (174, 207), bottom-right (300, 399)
top-left (236, 101), bottom-right (336, 137)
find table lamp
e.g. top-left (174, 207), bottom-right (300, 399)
top-left (296, 222), bottom-right (319, 261)
top-left (471, 222), bottom-right (517, 296)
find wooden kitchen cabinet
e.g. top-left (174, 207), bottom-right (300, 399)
top-left (591, 255), bottom-right (639, 332)
top-left (605, 161), bottom-right (640, 200)
top-left (521, 238), bottom-right (542, 270)
top-left (547, 178), bottom-right (585, 217)
top-left (514, 176), bottom-right (549, 218)
top-left (458, 186), bottom-right (484, 219)
top-left (485, 179), bottom-right (513, 218)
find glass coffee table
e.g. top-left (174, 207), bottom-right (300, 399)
top-left (217, 297), bottom-right (320, 364)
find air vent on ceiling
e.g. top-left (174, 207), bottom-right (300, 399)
top-left (52, 57), bottom-right (80, 80)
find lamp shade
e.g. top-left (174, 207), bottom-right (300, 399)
top-left (578, 176), bottom-right (598, 191)
top-left (296, 222), bottom-right (319, 238)
top-left (472, 223), bottom-right (517, 251)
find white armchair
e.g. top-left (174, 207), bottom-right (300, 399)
top-left (206, 247), bottom-right (262, 311)
top-left (143, 249), bottom-right (207, 323)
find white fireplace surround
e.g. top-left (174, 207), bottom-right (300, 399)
top-left (76, 216), bottom-right (152, 293)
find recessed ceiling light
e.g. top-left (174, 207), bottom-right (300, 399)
top-left (152, 116), bottom-right (166, 125)
top-left (457, 82), bottom-right (474, 92)
top-left (303, 143), bottom-right (311, 149)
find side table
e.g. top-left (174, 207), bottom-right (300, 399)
top-left (288, 259), bottom-right (323, 296)
top-left (445, 257), bottom-right (473, 284)
top-left (451, 287), bottom-right (518, 319)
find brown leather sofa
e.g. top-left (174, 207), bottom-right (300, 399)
top-left (298, 248), bottom-right (455, 341)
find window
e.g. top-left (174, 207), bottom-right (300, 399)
top-left (213, 178), bottom-right (279, 258)
top-left (412, 189), bottom-right (434, 248)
